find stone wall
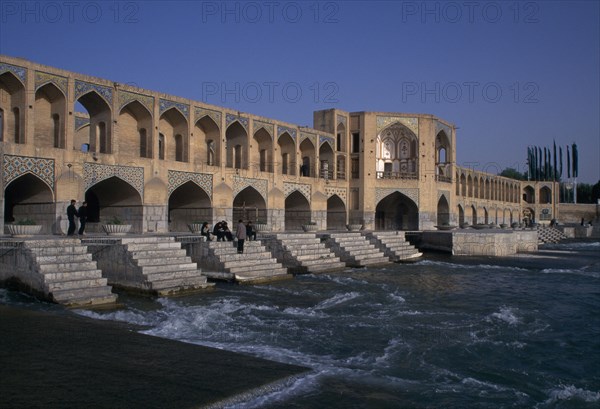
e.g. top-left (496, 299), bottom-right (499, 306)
top-left (558, 203), bottom-right (599, 224)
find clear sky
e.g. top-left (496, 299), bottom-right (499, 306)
top-left (1, 0), bottom-right (598, 183)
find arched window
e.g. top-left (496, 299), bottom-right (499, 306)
top-left (175, 134), bottom-right (183, 162)
top-left (13, 107), bottom-right (20, 143)
top-left (139, 128), bottom-right (147, 158)
top-left (207, 140), bottom-right (215, 165)
top-left (52, 114), bottom-right (60, 148)
top-left (438, 147), bottom-right (446, 163)
top-left (158, 133), bottom-right (165, 160)
top-left (98, 122), bottom-right (107, 153)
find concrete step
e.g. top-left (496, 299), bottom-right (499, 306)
top-left (38, 261), bottom-right (98, 273)
top-left (134, 256), bottom-right (193, 266)
top-left (226, 263), bottom-right (285, 274)
top-left (222, 255), bottom-right (278, 266)
top-left (140, 263), bottom-right (198, 275)
top-left (51, 285), bottom-right (115, 303)
top-left (121, 237), bottom-right (175, 244)
top-left (46, 277), bottom-right (108, 291)
top-left (144, 269), bottom-right (207, 282)
top-left (129, 248), bottom-right (188, 258)
top-left (26, 246), bottom-right (89, 255)
top-left (42, 270), bottom-right (104, 281)
top-left (304, 262), bottom-right (347, 273)
top-left (125, 242), bottom-right (182, 251)
top-left (23, 239), bottom-right (81, 248)
top-left (36, 254), bottom-right (93, 264)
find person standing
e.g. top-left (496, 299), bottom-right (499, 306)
top-left (66, 199), bottom-right (78, 236)
top-left (78, 201), bottom-right (88, 235)
top-left (236, 219), bottom-right (246, 254)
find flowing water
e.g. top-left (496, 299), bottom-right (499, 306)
top-left (2, 241), bottom-right (600, 408)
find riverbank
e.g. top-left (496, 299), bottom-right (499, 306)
top-left (0, 304), bottom-right (309, 409)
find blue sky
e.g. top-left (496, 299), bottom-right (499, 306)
top-left (1, 0), bottom-right (598, 183)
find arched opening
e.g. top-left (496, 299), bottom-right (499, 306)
top-left (375, 191), bottom-right (419, 230)
top-left (118, 100), bottom-right (153, 158)
top-left (336, 155), bottom-right (346, 180)
top-left (158, 133), bottom-right (165, 160)
top-left (233, 186), bottom-right (267, 223)
top-left (485, 179), bottom-right (490, 199)
top-left (327, 195), bottom-right (346, 230)
top-left (437, 195), bottom-right (450, 226)
top-left (226, 121), bottom-right (248, 169)
top-left (539, 186), bottom-right (552, 204)
top-left (300, 138), bottom-right (315, 177)
top-left (376, 122), bottom-right (418, 178)
top-left (458, 204), bottom-right (465, 226)
top-left (470, 205), bottom-right (477, 224)
top-left (4, 174), bottom-right (55, 234)
top-left (460, 174), bottom-right (467, 196)
top-left (467, 175), bottom-right (473, 197)
top-left (85, 176), bottom-right (143, 233)
top-left (319, 142), bottom-right (334, 179)
top-left (523, 186), bottom-right (535, 204)
top-left (34, 83), bottom-right (66, 149)
top-left (285, 191), bottom-right (310, 230)
top-left (75, 91), bottom-right (112, 153)
top-left (336, 122), bottom-right (346, 152)
top-left (253, 128), bottom-right (273, 173)
top-left (455, 172), bottom-right (460, 195)
top-left (159, 108), bottom-right (188, 162)
top-left (474, 176), bottom-right (480, 198)
top-left (0, 72), bottom-right (26, 143)
top-left (168, 181), bottom-right (212, 232)
top-left (435, 130), bottom-right (451, 179)
top-left (278, 132), bottom-right (296, 175)
top-left (195, 115), bottom-right (220, 167)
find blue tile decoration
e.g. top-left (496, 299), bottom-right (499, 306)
top-left (35, 71), bottom-right (68, 95)
top-left (159, 98), bottom-right (189, 118)
top-left (233, 176), bottom-right (267, 203)
top-left (326, 187), bottom-right (347, 204)
top-left (319, 135), bottom-right (335, 149)
top-left (75, 116), bottom-right (90, 130)
top-left (277, 125), bottom-right (297, 140)
top-left (118, 90), bottom-right (154, 116)
top-left (4, 155), bottom-right (55, 190)
top-left (168, 170), bottom-right (213, 198)
top-left (84, 163), bottom-right (144, 198)
top-left (195, 107), bottom-right (221, 127)
top-left (283, 182), bottom-right (311, 202)
top-left (375, 188), bottom-right (419, 206)
top-left (376, 116), bottom-right (419, 136)
top-left (226, 113), bottom-right (249, 130)
top-left (253, 120), bottom-right (274, 137)
top-left (75, 80), bottom-right (113, 105)
top-left (0, 63), bottom-right (27, 85)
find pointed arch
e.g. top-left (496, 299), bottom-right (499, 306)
top-left (285, 190), bottom-right (311, 230)
top-left (319, 141), bottom-right (334, 180)
top-left (0, 71), bottom-right (26, 143)
top-left (119, 100), bottom-right (153, 158)
top-left (4, 173), bottom-right (55, 233)
top-left (253, 127), bottom-right (273, 173)
top-left (233, 186), bottom-right (267, 223)
top-left (375, 191), bottom-right (418, 230)
top-left (327, 194), bottom-right (346, 230)
top-left (278, 131), bottom-right (296, 175)
top-left (195, 115), bottom-right (220, 167)
top-left (160, 107), bottom-right (189, 162)
top-left (226, 121), bottom-right (248, 169)
top-left (437, 195), bottom-right (450, 226)
top-left (75, 90), bottom-right (112, 153)
top-left (300, 137), bottom-right (315, 177)
top-left (85, 176), bottom-right (143, 232)
top-left (168, 181), bottom-right (213, 232)
top-left (34, 82), bottom-right (66, 149)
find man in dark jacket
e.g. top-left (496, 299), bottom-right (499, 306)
top-left (78, 201), bottom-right (88, 235)
top-left (67, 199), bottom-right (78, 236)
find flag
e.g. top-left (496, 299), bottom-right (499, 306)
top-left (572, 143), bottom-right (578, 178)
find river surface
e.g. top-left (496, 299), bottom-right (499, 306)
top-left (2, 241), bottom-right (599, 408)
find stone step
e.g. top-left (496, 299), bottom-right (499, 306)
top-left (36, 254), bottom-right (93, 264)
top-left (148, 275), bottom-right (208, 290)
top-left (46, 277), bottom-right (108, 292)
top-left (38, 261), bottom-right (98, 273)
top-left (23, 239), bottom-right (82, 248)
top-left (221, 254), bottom-right (278, 264)
top-left (274, 233), bottom-right (318, 239)
top-left (144, 269), bottom-right (206, 282)
top-left (129, 248), bottom-right (188, 258)
top-left (304, 262), bottom-right (347, 273)
top-left (42, 270), bottom-right (104, 281)
top-left (294, 253), bottom-right (339, 262)
top-left (277, 238), bottom-right (322, 246)
top-left (134, 256), bottom-right (193, 266)
top-left (125, 242), bottom-right (182, 251)
top-left (234, 270), bottom-right (290, 283)
top-left (140, 263), bottom-right (198, 275)
top-left (121, 237), bottom-right (175, 244)
top-left (354, 257), bottom-right (392, 266)
top-left (26, 246), bottom-right (89, 255)
top-left (226, 263), bottom-right (285, 274)
top-left (51, 285), bottom-right (116, 303)
top-left (209, 246), bottom-right (268, 255)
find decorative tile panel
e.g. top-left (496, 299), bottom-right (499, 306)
top-left (118, 90), bottom-right (154, 115)
top-left (233, 176), bottom-right (268, 203)
top-left (253, 120), bottom-right (273, 137)
top-left (375, 188), bottom-right (419, 206)
top-left (436, 121), bottom-right (451, 137)
top-left (75, 116), bottom-right (90, 130)
top-left (226, 113), bottom-right (249, 130)
top-left (300, 132), bottom-right (316, 144)
top-left (84, 163), bottom-right (144, 197)
top-left (326, 187), bottom-right (347, 204)
top-left (168, 170), bottom-right (212, 198)
top-left (0, 63), bottom-right (26, 85)
top-left (35, 71), bottom-right (67, 95)
top-left (319, 135), bottom-right (335, 148)
top-left (75, 80), bottom-right (113, 104)
top-left (376, 116), bottom-right (419, 135)
top-left (337, 115), bottom-right (347, 127)
top-left (195, 107), bottom-right (221, 127)
top-left (284, 182), bottom-right (311, 202)
top-left (159, 98), bottom-right (189, 118)
top-left (277, 125), bottom-right (297, 140)
top-left (4, 155), bottom-right (55, 190)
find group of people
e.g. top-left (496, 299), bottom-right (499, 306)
top-left (66, 199), bottom-right (88, 236)
top-left (200, 220), bottom-right (257, 254)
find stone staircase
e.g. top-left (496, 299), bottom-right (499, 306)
top-left (320, 232), bottom-right (391, 267)
top-left (366, 231), bottom-right (423, 261)
top-left (108, 236), bottom-right (213, 296)
top-left (262, 233), bottom-right (346, 274)
top-left (537, 227), bottom-right (568, 244)
top-left (23, 239), bottom-right (118, 308)
top-left (199, 240), bottom-right (290, 284)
